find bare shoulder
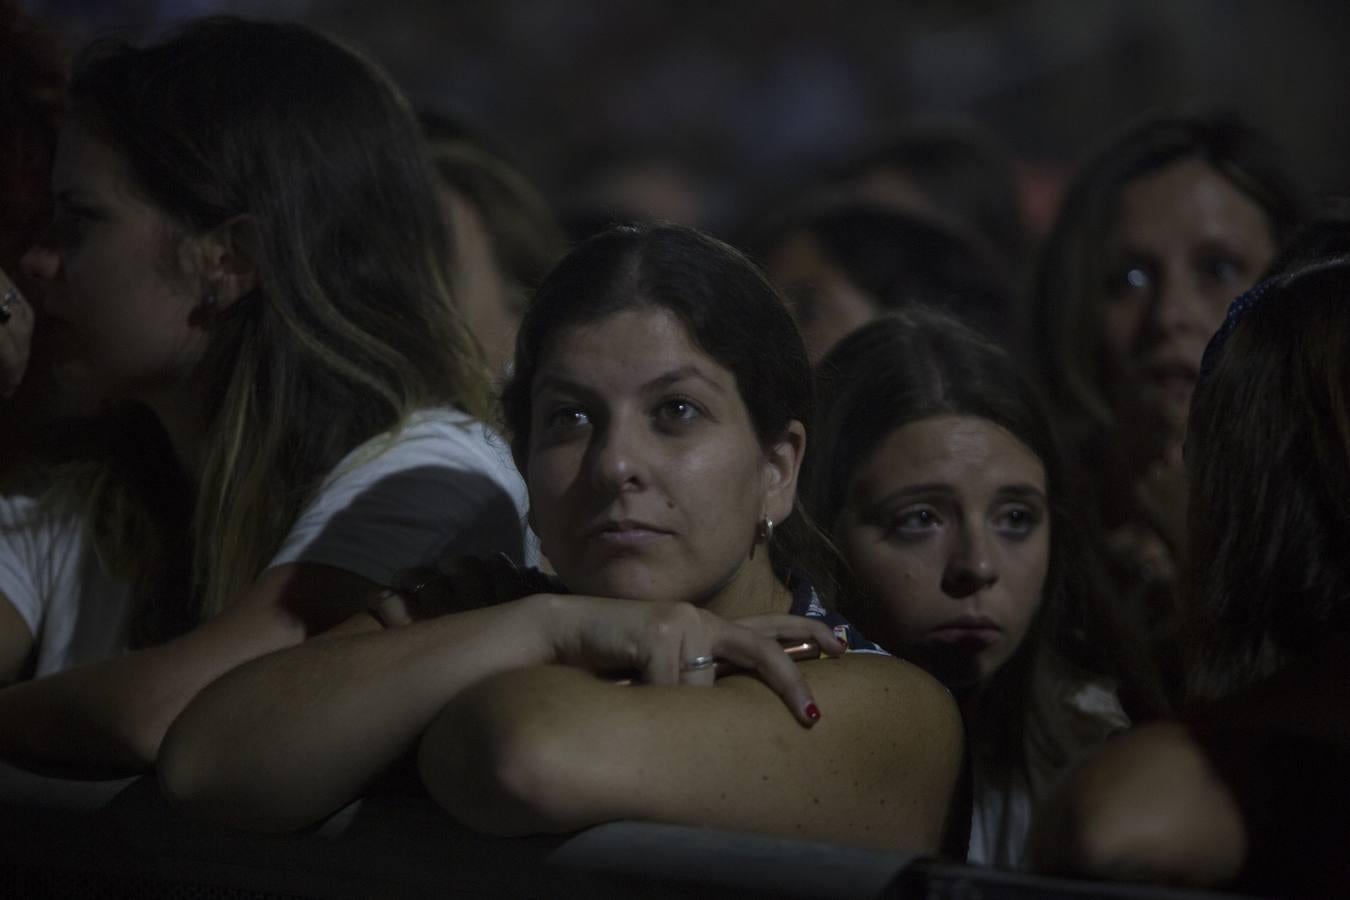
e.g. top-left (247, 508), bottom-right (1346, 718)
top-left (726, 652), bottom-right (962, 744)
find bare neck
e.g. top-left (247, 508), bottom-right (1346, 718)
top-left (700, 552), bottom-right (794, 621)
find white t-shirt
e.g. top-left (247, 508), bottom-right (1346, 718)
top-left (0, 407), bottom-right (530, 678)
top-left (966, 680), bottom-right (1129, 868)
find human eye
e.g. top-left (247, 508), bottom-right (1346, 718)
top-left (993, 503), bottom-right (1042, 539)
top-left (653, 396), bottom-right (704, 428)
top-left (1197, 251), bottom-right (1248, 286)
top-left (540, 404), bottom-right (590, 439)
top-left (885, 505), bottom-right (942, 541)
top-left (1105, 260), bottom-right (1153, 300)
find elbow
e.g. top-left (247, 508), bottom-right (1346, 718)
top-left (418, 684), bottom-right (582, 836)
top-left (157, 714), bottom-right (231, 825)
top-left (1030, 724), bottom-right (1246, 886)
top-left (158, 711), bottom-right (307, 833)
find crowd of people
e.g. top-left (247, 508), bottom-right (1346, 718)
top-left (0, 7), bottom-right (1346, 897)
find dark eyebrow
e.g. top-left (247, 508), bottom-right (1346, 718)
top-left (532, 365), bottom-right (727, 399)
top-left (855, 483), bottom-right (954, 517)
top-left (994, 483), bottom-right (1048, 504)
top-left (641, 365), bottom-right (726, 395)
top-left (531, 373), bottom-right (598, 400)
top-left (1191, 236), bottom-right (1256, 259)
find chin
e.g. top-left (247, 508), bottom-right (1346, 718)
top-left (565, 564), bottom-right (671, 604)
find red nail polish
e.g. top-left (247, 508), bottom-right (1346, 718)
top-left (805, 703), bottom-right (821, 721)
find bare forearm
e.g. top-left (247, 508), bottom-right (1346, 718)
top-left (420, 657), bottom-right (963, 851)
top-left (159, 597), bottom-right (553, 831)
top-left (0, 623), bottom-right (294, 775)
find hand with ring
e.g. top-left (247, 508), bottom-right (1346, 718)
top-left (0, 267), bottom-right (34, 398)
top-left (532, 594), bottom-right (846, 727)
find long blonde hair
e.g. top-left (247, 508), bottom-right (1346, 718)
top-left (41, 18), bottom-right (491, 637)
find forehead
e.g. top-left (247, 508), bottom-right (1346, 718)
top-left (1110, 157), bottom-right (1274, 247)
top-left (534, 307), bottom-right (736, 393)
top-left (853, 415), bottom-right (1045, 495)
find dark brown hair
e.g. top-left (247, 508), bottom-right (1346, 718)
top-left (1029, 111), bottom-right (1304, 447)
top-left (805, 308), bottom-right (1118, 860)
top-left (1183, 222), bottom-right (1350, 703)
top-left (501, 223), bottom-right (835, 602)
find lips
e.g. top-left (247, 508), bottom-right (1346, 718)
top-left (586, 518), bottom-right (673, 547)
top-left (927, 616), bottom-right (1001, 647)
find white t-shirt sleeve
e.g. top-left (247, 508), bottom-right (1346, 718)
top-left (268, 409), bottom-right (530, 587)
top-left (0, 493), bottom-right (134, 677)
top-left (0, 494), bottom-right (50, 637)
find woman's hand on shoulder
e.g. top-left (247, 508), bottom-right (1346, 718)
top-left (530, 595), bottom-right (844, 727)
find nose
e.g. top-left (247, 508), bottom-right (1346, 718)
top-left (586, 415), bottom-right (646, 495)
top-left (1148, 269), bottom-right (1208, 339)
top-left (941, 523), bottom-right (998, 599)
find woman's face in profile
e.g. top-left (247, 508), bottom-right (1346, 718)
top-left (1097, 157), bottom-right (1277, 446)
top-left (22, 120), bottom-right (207, 403)
top-left (837, 414), bottom-right (1049, 691)
top-left (524, 306), bottom-right (782, 605)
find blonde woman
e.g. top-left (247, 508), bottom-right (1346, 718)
top-left (0, 18), bottom-right (527, 773)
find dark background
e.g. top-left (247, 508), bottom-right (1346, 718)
top-left (24, 0), bottom-right (1350, 231)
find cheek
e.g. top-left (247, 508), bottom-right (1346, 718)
top-left (841, 531), bottom-right (944, 639)
top-left (1001, 535), bottom-right (1051, 636)
top-left (681, 436), bottom-right (764, 517)
top-left (1099, 299), bottom-right (1144, 367)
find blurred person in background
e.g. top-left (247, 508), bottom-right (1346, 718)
top-left (553, 146), bottom-right (720, 241)
top-left (1030, 219), bottom-right (1350, 896)
top-left (821, 121), bottom-right (1030, 279)
top-left (753, 203), bottom-right (1015, 363)
top-left (422, 113), bottom-right (567, 378)
top-left (1026, 112), bottom-right (1305, 715)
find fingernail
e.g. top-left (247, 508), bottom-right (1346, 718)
top-left (805, 703), bottom-right (821, 722)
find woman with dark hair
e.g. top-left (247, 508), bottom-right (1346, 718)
top-left (1029, 221), bottom-right (1350, 894)
top-left (0, 18), bottom-right (530, 772)
top-left (162, 224), bottom-right (964, 852)
top-left (1027, 112), bottom-right (1305, 710)
top-left (757, 204), bottom-right (1014, 363)
top-left (804, 309), bottom-right (1125, 867)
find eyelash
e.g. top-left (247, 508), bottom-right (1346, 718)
top-left (543, 406), bottom-right (589, 433)
top-left (994, 505), bottom-right (1042, 537)
top-left (881, 504), bottom-right (1043, 540)
top-left (884, 506), bottom-right (941, 540)
top-left (653, 396), bottom-right (704, 426)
